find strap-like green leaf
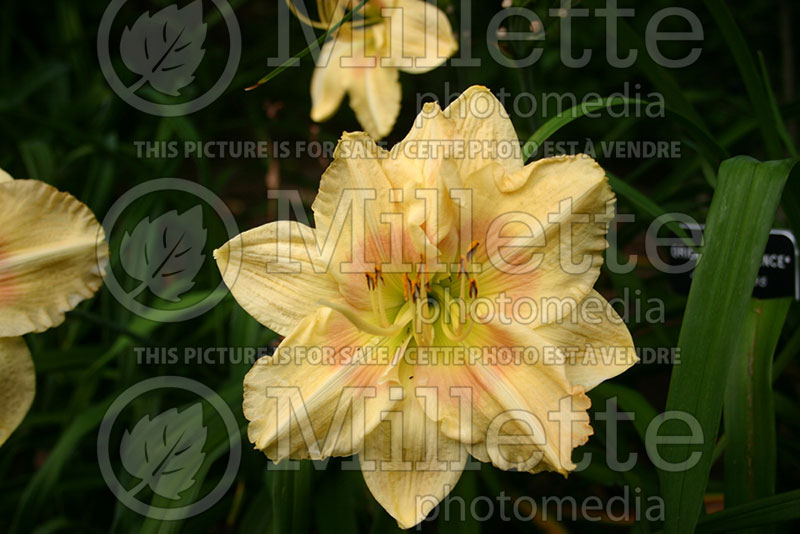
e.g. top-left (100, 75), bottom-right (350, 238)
top-left (723, 297), bottom-right (791, 534)
top-left (660, 157), bottom-right (798, 534)
top-left (697, 489), bottom-right (800, 533)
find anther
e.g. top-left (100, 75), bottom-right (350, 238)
top-left (468, 278), bottom-right (478, 299)
top-left (466, 241), bottom-right (480, 261)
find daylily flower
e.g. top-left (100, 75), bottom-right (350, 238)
top-left (215, 86), bottom-right (637, 528)
top-left (0, 168), bottom-right (108, 446)
top-left (298, 0), bottom-right (458, 138)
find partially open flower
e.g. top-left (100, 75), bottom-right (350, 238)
top-left (0, 169), bottom-right (108, 445)
top-left (298, 0), bottom-right (458, 138)
top-left (215, 86), bottom-right (637, 529)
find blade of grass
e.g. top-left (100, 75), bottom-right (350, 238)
top-left (660, 157), bottom-right (797, 534)
top-left (10, 397), bottom-right (115, 533)
top-left (702, 0), bottom-right (782, 159)
top-left (772, 317), bottom-right (800, 381)
top-left (696, 489), bottom-right (800, 533)
top-left (723, 297), bottom-right (790, 533)
top-left (246, 0), bottom-right (368, 90)
top-left (591, 383), bottom-right (660, 445)
top-left (521, 98), bottom-right (726, 162)
top-left (607, 172), bottom-right (697, 252)
top-left (757, 53), bottom-right (798, 158)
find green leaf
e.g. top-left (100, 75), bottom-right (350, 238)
top-left (11, 397), bottom-right (115, 532)
top-left (607, 171), bottom-right (697, 252)
top-left (757, 53), bottom-right (798, 159)
top-left (696, 489), bottom-right (800, 533)
top-left (723, 297), bottom-right (791, 530)
top-left (773, 317), bottom-right (800, 381)
top-left (521, 98), bottom-right (726, 162)
top-left (660, 157), bottom-right (798, 534)
top-left (702, 0), bottom-right (782, 159)
top-left (592, 383), bottom-right (660, 445)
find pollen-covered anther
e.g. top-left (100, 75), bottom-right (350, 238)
top-left (468, 278), bottom-right (479, 299)
top-left (365, 271), bottom-right (377, 291)
top-left (466, 241), bottom-right (480, 262)
top-left (457, 257), bottom-right (467, 279)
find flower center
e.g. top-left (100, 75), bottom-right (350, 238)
top-left (363, 241), bottom-right (482, 347)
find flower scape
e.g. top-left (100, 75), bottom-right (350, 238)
top-left (215, 85), bottom-right (638, 528)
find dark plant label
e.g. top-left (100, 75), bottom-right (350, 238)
top-left (667, 226), bottom-right (799, 300)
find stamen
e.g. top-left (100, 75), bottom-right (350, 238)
top-left (440, 313), bottom-right (474, 343)
top-left (374, 280), bottom-right (390, 327)
top-left (469, 278), bottom-right (479, 299)
top-left (457, 257), bottom-right (467, 279)
top-left (466, 241), bottom-right (480, 261)
top-left (318, 299), bottom-right (405, 337)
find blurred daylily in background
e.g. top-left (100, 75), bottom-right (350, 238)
top-left (292, 0), bottom-right (458, 138)
top-left (215, 86), bottom-right (637, 528)
top-left (0, 168), bottom-right (108, 446)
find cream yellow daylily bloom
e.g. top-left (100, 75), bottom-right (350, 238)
top-left (215, 86), bottom-right (637, 529)
top-left (0, 169), bottom-right (108, 445)
top-left (304, 0), bottom-right (458, 138)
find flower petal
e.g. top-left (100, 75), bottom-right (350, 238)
top-left (311, 133), bottom-right (414, 312)
top-left (347, 57), bottom-right (401, 139)
top-left (382, 0), bottom-right (458, 74)
top-left (467, 154), bottom-right (614, 326)
top-left (214, 220), bottom-right (343, 337)
top-left (243, 306), bottom-right (401, 462)
top-left (411, 320), bottom-right (593, 475)
top-left (0, 337), bottom-right (35, 446)
top-left (442, 85), bottom-right (524, 178)
top-left (0, 167), bottom-right (12, 182)
top-left (535, 290), bottom-right (638, 391)
top-left (0, 180), bottom-right (108, 337)
top-left (310, 37), bottom-right (354, 123)
top-left (361, 385), bottom-right (466, 529)
top-left (382, 102), bottom-right (462, 261)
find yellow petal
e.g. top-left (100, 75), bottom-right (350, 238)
top-left (361, 386), bottom-right (466, 529)
top-left (0, 167), bottom-right (12, 183)
top-left (0, 337), bottom-right (35, 446)
top-left (468, 154), bottom-right (614, 327)
top-left (243, 306), bottom-right (400, 462)
top-left (310, 37), bottom-right (354, 122)
top-left (535, 290), bottom-right (638, 391)
top-left (214, 220), bottom-right (343, 337)
top-left (442, 85), bottom-right (524, 178)
top-left (312, 133), bottom-right (412, 311)
top-left (347, 58), bottom-right (401, 139)
top-left (0, 180), bottom-right (108, 337)
top-left (382, 102), bottom-right (462, 259)
top-left (411, 320), bottom-right (593, 475)
top-left (382, 0), bottom-right (458, 74)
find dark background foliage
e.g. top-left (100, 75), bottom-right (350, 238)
top-left (0, 0), bottom-right (798, 532)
